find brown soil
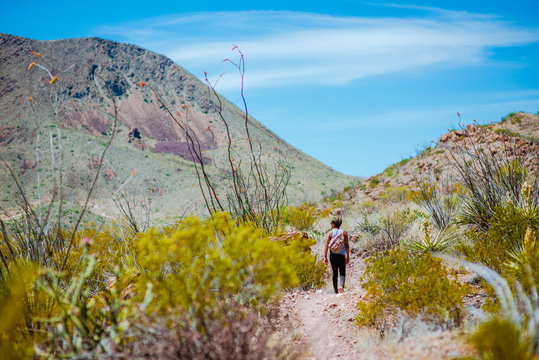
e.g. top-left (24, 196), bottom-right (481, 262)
top-left (278, 244), bottom-right (474, 360)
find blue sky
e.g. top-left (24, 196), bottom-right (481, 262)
top-left (2, 1), bottom-right (539, 176)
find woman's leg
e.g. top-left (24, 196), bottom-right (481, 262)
top-left (337, 254), bottom-right (346, 290)
top-left (329, 253), bottom-right (339, 293)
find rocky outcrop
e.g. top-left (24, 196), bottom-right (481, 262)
top-left (351, 115), bottom-right (539, 203)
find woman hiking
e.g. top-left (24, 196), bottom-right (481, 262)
top-left (323, 218), bottom-right (349, 294)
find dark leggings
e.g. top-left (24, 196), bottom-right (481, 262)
top-left (330, 252), bottom-right (346, 293)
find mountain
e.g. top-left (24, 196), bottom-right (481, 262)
top-left (347, 112), bottom-right (539, 203)
top-left (0, 33), bottom-right (356, 224)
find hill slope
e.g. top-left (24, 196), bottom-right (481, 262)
top-left (0, 33), bottom-right (356, 223)
top-left (348, 112), bottom-right (539, 203)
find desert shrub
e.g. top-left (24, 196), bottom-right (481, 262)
top-left (409, 181), bottom-right (461, 230)
top-left (376, 208), bottom-right (418, 250)
top-left (1, 213), bottom-right (314, 358)
top-left (123, 302), bottom-right (304, 360)
top-left (457, 182), bottom-right (539, 278)
top-left (128, 212), bottom-right (315, 314)
top-left (368, 176), bottom-right (381, 188)
top-left (468, 317), bottom-right (532, 360)
top-left (294, 254), bottom-right (327, 290)
top-left (358, 200), bottom-right (378, 213)
top-left (456, 229), bottom-right (509, 274)
top-left (494, 127), bottom-right (519, 138)
top-left (379, 186), bottom-right (409, 204)
top-left (454, 259), bottom-right (539, 360)
top-left (34, 242), bottom-right (133, 358)
top-left (383, 158), bottom-right (411, 178)
top-left (451, 148), bottom-right (537, 231)
top-left (408, 220), bottom-right (458, 254)
top-left (0, 261), bottom-right (40, 359)
top-left (356, 249), bottom-right (468, 330)
top-left (505, 226), bottom-right (539, 293)
top-left (285, 203), bottom-right (317, 230)
top-left (357, 212), bottom-right (380, 236)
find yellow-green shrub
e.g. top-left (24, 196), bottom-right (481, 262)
top-left (376, 207), bottom-right (418, 250)
top-left (457, 200), bottom-right (539, 279)
top-left (286, 204), bottom-right (317, 230)
top-left (35, 244), bottom-right (131, 357)
top-left (468, 317), bottom-right (532, 360)
top-left (380, 186), bottom-right (409, 204)
top-left (0, 262), bottom-right (40, 359)
top-left (356, 249), bottom-right (468, 328)
top-left (58, 225), bottom-right (127, 283)
top-left (128, 212), bottom-right (315, 314)
top-left (294, 254), bottom-right (327, 290)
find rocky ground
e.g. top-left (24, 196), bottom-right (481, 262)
top-left (350, 113), bottom-right (539, 203)
top-left (277, 242), bottom-right (478, 360)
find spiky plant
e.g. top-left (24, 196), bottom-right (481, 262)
top-left (450, 146), bottom-right (538, 231)
top-left (412, 181), bottom-right (461, 230)
top-left (408, 220), bottom-right (458, 254)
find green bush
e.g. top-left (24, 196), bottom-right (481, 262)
top-left (294, 254), bottom-right (327, 290)
top-left (457, 184), bottom-right (539, 279)
top-left (129, 212), bottom-right (317, 313)
top-left (0, 261), bottom-right (40, 360)
top-left (35, 244), bottom-right (132, 357)
top-left (379, 186), bottom-right (409, 204)
top-left (356, 249), bottom-right (468, 329)
top-left (368, 176), bottom-right (381, 188)
top-left (1, 212), bottom-right (318, 358)
top-left (376, 208), bottom-right (417, 250)
top-left (285, 203), bottom-right (317, 231)
top-left (468, 317), bottom-right (531, 360)
top-left (357, 212), bottom-right (380, 236)
top-left (453, 153), bottom-right (532, 231)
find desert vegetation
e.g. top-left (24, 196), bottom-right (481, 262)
top-left (1, 36), bottom-right (539, 360)
top-left (0, 49), bottom-right (330, 359)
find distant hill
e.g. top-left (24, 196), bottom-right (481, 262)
top-left (0, 33), bottom-right (356, 224)
top-left (348, 112), bottom-right (539, 203)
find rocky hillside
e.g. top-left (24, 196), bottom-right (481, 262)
top-left (0, 33), bottom-right (356, 223)
top-left (349, 112), bottom-right (539, 203)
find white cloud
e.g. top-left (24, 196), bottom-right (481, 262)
top-left (94, 10), bottom-right (539, 90)
top-left (312, 94), bottom-right (539, 131)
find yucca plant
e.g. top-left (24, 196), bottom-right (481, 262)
top-left (408, 220), bottom-right (458, 254)
top-left (411, 181), bottom-right (461, 230)
top-left (357, 212), bottom-right (380, 236)
top-left (450, 146), bottom-right (538, 231)
top-left (441, 255), bottom-right (539, 359)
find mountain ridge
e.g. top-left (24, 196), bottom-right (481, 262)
top-left (0, 33), bottom-right (356, 223)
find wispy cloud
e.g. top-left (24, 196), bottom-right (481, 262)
top-left (94, 10), bottom-right (539, 90)
top-left (312, 94), bottom-right (539, 131)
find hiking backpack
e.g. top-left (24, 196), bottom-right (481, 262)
top-left (329, 230), bottom-right (345, 253)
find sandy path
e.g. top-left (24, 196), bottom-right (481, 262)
top-left (281, 255), bottom-right (367, 360)
top-left (279, 248), bottom-right (475, 360)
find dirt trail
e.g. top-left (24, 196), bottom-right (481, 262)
top-left (279, 247), bottom-right (474, 360)
top-left (280, 255), bottom-right (367, 360)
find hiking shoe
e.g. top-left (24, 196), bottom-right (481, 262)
top-left (338, 287), bottom-right (344, 294)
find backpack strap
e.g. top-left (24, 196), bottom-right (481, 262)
top-left (329, 230), bottom-right (343, 246)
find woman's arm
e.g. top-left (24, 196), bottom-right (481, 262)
top-left (344, 231), bottom-right (350, 264)
top-left (324, 232), bottom-right (331, 264)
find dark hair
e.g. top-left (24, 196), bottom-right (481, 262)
top-left (331, 218), bottom-right (342, 228)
